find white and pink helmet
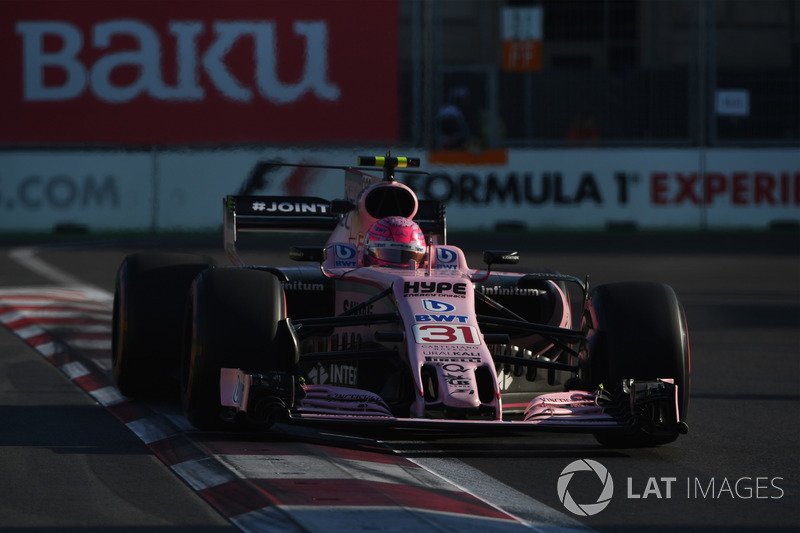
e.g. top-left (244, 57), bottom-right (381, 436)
top-left (364, 216), bottom-right (427, 267)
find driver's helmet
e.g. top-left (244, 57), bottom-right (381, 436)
top-left (364, 216), bottom-right (427, 267)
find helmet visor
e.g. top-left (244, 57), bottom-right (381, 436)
top-left (367, 241), bottom-right (426, 266)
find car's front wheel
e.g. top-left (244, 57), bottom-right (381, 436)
top-left (181, 268), bottom-right (294, 430)
top-left (112, 252), bottom-right (215, 397)
top-left (581, 282), bottom-right (690, 447)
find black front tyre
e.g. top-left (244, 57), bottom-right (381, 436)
top-left (581, 282), bottom-right (690, 447)
top-left (182, 268), bottom-right (295, 430)
top-left (112, 252), bottom-right (215, 397)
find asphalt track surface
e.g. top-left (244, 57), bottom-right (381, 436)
top-left (0, 230), bottom-right (798, 532)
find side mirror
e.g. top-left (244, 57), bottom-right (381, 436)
top-left (472, 250), bottom-right (520, 282)
top-left (483, 250), bottom-right (520, 266)
top-left (289, 247), bottom-right (325, 263)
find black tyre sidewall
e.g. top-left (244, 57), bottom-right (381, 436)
top-left (182, 268), bottom-right (286, 430)
top-left (582, 282), bottom-right (690, 445)
top-left (112, 252), bottom-right (215, 397)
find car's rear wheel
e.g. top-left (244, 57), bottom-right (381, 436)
top-left (581, 282), bottom-right (690, 447)
top-left (112, 252), bottom-right (215, 397)
top-left (182, 268), bottom-right (294, 430)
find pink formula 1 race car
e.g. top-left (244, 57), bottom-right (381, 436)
top-left (112, 155), bottom-right (690, 447)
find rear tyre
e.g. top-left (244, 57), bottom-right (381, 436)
top-left (112, 252), bottom-right (215, 397)
top-left (182, 268), bottom-right (293, 430)
top-left (581, 282), bottom-right (690, 447)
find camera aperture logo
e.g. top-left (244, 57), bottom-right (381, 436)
top-left (557, 459), bottom-right (785, 517)
top-left (557, 459), bottom-right (614, 516)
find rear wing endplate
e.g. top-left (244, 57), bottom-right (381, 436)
top-left (224, 195), bottom-right (339, 265)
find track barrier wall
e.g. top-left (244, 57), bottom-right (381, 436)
top-left (1, 148), bottom-right (797, 233)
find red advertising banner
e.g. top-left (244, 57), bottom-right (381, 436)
top-left (0, 0), bottom-right (398, 144)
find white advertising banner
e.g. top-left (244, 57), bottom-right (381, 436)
top-left (0, 148), bottom-right (797, 232)
top-left (414, 149), bottom-right (800, 230)
top-left (0, 151), bottom-right (153, 231)
top-left (153, 148), bottom-right (363, 229)
top-left (703, 149), bottom-right (799, 227)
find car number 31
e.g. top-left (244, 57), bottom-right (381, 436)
top-left (412, 324), bottom-right (480, 345)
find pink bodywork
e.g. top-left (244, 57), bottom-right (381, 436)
top-left (218, 166), bottom-right (682, 430)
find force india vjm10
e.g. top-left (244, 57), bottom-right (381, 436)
top-left (112, 155), bottom-right (690, 446)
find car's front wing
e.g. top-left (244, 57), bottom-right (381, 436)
top-left (220, 368), bottom-right (686, 436)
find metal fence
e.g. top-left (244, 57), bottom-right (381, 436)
top-left (399, 0), bottom-right (800, 148)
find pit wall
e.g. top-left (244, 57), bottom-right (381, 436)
top-left (1, 148), bottom-right (797, 232)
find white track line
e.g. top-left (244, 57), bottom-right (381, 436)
top-left (392, 447), bottom-right (590, 533)
top-left (9, 247), bottom-right (89, 287)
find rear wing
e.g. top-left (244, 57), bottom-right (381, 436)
top-left (227, 195), bottom-right (340, 233)
top-left (223, 194), bottom-right (445, 266)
